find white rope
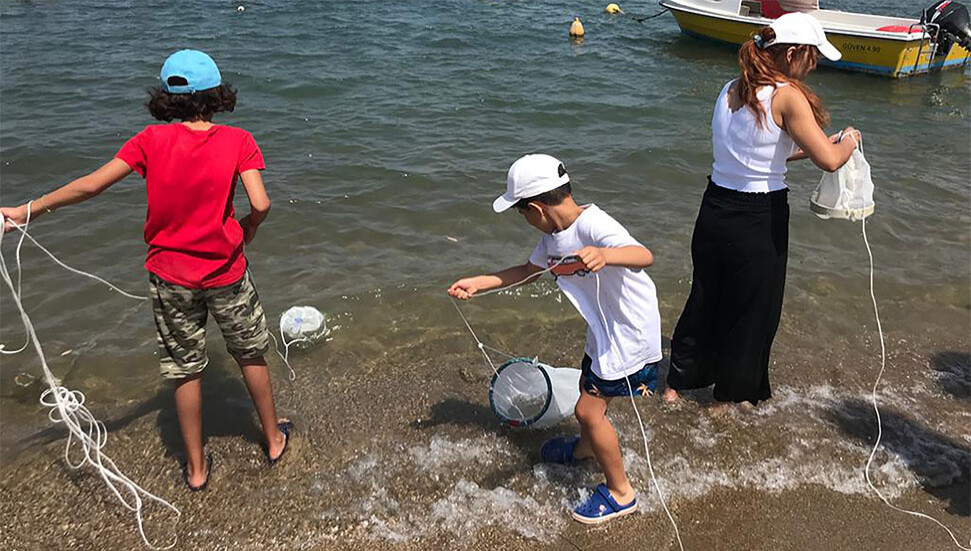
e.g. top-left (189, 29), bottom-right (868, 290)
top-left (6, 219), bottom-right (147, 301)
top-left (449, 297), bottom-right (523, 370)
top-left (449, 296), bottom-right (534, 422)
top-left (594, 273), bottom-right (684, 551)
top-left (2, 202), bottom-right (33, 355)
top-left (0, 207), bottom-right (180, 549)
top-left (448, 258), bottom-right (569, 373)
top-left (860, 218), bottom-right (970, 550)
top-left (447, 260), bottom-right (574, 423)
top-left (269, 329), bottom-right (304, 381)
top-left (468, 257), bottom-right (567, 298)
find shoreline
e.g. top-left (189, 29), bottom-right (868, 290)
top-left (2, 308), bottom-right (967, 550)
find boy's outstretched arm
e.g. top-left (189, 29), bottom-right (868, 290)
top-left (238, 169), bottom-right (270, 245)
top-left (575, 245), bottom-right (653, 272)
top-left (1, 158), bottom-right (132, 232)
top-left (448, 262), bottom-right (544, 300)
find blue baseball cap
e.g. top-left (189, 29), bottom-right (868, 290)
top-left (160, 50), bottom-right (222, 94)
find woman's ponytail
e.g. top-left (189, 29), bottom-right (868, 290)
top-left (737, 26), bottom-right (830, 129)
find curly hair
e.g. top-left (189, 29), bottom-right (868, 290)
top-left (146, 81), bottom-right (237, 122)
top-left (737, 27), bottom-right (829, 130)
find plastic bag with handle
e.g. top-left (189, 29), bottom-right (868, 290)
top-left (810, 139), bottom-right (874, 221)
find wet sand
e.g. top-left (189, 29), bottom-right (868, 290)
top-left (0, 425), bottom-right (966, 551)
top-left (1, 295), bottom-right (968, 551)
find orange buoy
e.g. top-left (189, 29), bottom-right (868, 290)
top-left (569, 17), bottom-right (585, 38)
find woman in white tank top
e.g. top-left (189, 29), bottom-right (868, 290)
top-left (665, 13), bottom-right (862, 410)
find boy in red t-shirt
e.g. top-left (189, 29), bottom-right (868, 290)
top-left (1, 50), bottom-right (292, 491)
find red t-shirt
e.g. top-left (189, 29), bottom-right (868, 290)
top-left (116, 123), bottom-right (265, 289)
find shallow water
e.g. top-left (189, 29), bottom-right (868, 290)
top-left (0, 0), bottom-right (969, 548)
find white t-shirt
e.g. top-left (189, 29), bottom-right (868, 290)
top-left (529, 204), bottom-right (662, 380)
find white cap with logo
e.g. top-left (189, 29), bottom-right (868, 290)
top-left (493, 154), bottom-right (570, 213)
top-left (764, 12), bottom-right (842, 61)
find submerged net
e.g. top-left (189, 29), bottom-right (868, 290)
top-left (489, 358), bottom-right (550, 425)
top-left (280, 305), bottom-right (328, 343)
top-left (273, 305), bottom-right (328, 381)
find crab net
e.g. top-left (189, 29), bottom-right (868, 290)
top-left (280, 306), bottom-right (328, 344)
top-left (489, 357), bottom-right (581, 428)
top-left (810, 147), bottom-right (875, 221)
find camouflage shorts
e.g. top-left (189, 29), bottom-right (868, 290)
top-left (149, 270), bottom-right (271, 379)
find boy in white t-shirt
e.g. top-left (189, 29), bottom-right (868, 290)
top-left (448, 154), bottom-right (662, 524)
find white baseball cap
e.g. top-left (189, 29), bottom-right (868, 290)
top-left (493, 154), bottom-right (570, 213)
top-left (763, 12), bottom-right (842, 61)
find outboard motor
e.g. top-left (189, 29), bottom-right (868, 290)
top-left (922, 1), bottom-right (971, 55)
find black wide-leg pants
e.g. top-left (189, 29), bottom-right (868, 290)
top-left (668, 178), bottom-right (789, 405)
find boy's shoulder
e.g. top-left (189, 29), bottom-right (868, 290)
top-left (575, 204), bottom-right (639, 245)
top-left (577, 204), bottom-right (624, 230)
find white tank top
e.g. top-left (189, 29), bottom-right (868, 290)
top-left (711, 79), bottom-right (796, 193)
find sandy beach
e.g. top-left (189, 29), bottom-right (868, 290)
top-left (2, 296), bottom-right (967, 550)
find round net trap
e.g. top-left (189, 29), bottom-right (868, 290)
top-left (489, 357), bottom-right (581, 428)
top-left (280, 306), bottom-right (328, 344)
top-left (810, 147), bottom-right (875, 221)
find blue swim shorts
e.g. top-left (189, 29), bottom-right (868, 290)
top-left (580, 354), bottom-right (659, 398)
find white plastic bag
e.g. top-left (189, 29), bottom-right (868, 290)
top-left (810, 145), bottom-right (875, 221)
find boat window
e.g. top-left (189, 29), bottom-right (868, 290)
top-left (740, 0), bottom-right (817, 18)
top-left (740, 0), bottom-right (763, 17)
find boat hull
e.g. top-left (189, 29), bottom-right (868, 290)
top-left (667, 6), bottom-right (971, 77)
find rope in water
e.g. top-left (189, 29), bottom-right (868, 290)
top-left (860, 219), bottom-right (970, 550)
top-left (3, 220), bottom-right (300, 383)
top-left (593, 272), bottom-right (684, 551)
top-left (0, 204), bottom-right (180, 550)
top-left (449, 258), bottom-right (573, 425)
top-left (450, 256), bottom-right (575, 365)
top-left (449, 257), bottom-right (570, 370)
top-left (632, 2), bottom-right (669, 23)
top-left (449, 298), bottom-right (534, 423)
top-left (269, 329), bottom-right (304, 381)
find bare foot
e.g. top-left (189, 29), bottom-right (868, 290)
top-left (707, 401), bottom-right (733, 417)
top-left (183, 454), bottom-right (211, 491)
top-left (737, 401), bottom-right (757, 414)
top-left (186, 463), bottom-right (208, 489)
top-left (267, 418), bottom-right (291, 461)
top-left (661, 387), bottom-right (680, 403)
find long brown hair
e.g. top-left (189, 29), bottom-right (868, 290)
top-left (737, 27), bottom-right (829, 129)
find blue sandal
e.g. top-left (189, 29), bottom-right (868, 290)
top-left (572, 484), bottom-right (638, 524)
top-left (540, 436), bottom-right (580, 465)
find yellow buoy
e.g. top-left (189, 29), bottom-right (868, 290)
top-left (605, 3), bottom-right (622, 14)
top-left (569, 17), bottom-right (585, 38)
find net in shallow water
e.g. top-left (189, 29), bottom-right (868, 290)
top-left (280, 305), bottom-right (328, 343)
top-left (489, 357), bottom-right (580, 428)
